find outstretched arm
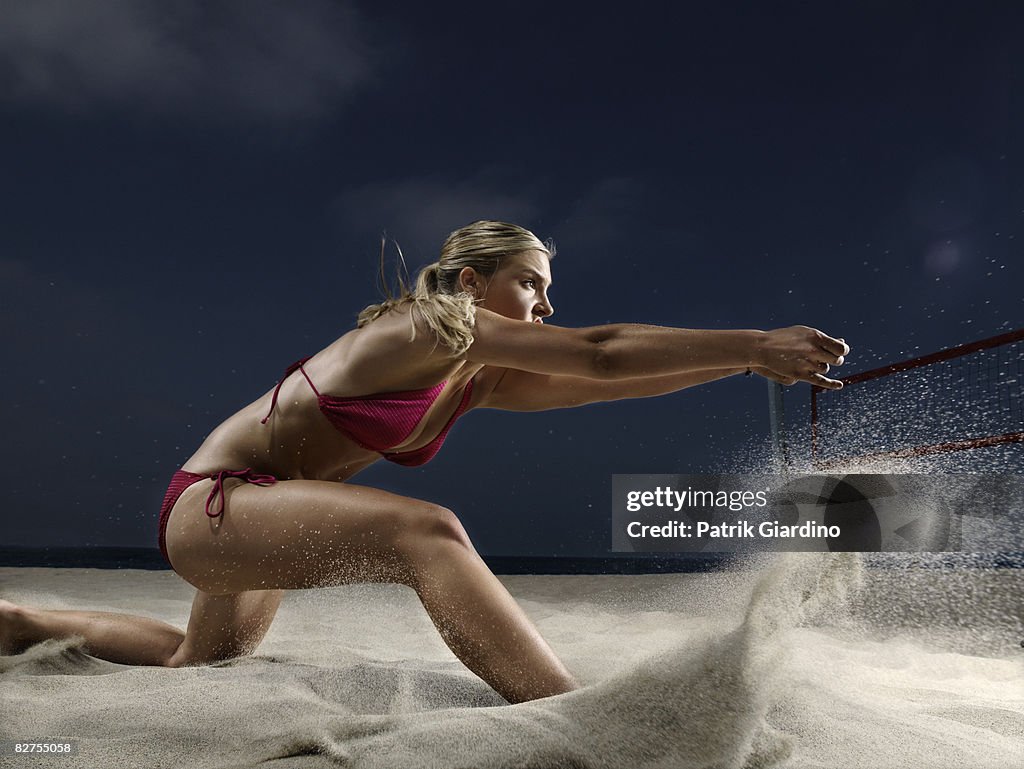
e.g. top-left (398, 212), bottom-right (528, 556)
top-left (478, 366), bottom-right (750, 411)
top-left (466, 309), bottom-right (849, 390)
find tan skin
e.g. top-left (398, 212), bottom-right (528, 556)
top-left (0, 249), bottom-right (849, 704)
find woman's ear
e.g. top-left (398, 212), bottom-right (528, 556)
top-left (457, 267), bottom-right (486, 299)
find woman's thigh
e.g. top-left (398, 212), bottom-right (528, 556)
top-left (164, 478), bottom-right (462, 594)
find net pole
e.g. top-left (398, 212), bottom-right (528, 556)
top-left (768, 380), bottom-right (789, 471)
top-left (810, 385), bottom-right (820, 464)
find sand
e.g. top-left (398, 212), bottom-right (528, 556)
top-left (1, 555), bottom-right (1022, 768)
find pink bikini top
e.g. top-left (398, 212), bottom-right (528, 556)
top-left (260, 357), bottom-right (474, 467)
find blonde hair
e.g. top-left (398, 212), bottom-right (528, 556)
top-left (357, 220), bottom-right (555, 356)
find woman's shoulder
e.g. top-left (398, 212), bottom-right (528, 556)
top-left (313, 307), bottom-right (463, 393)
top-left (350, 304), bottom-right (453, 358)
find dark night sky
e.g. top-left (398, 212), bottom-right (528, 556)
top-left (1, 2), bottom-right (1021, 555)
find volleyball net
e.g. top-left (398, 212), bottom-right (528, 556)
top-left (803, 328), bottom-right (1024, 470)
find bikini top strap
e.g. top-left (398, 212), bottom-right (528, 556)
top-left (260, 356), bottom-right (319, 424)
top-left (294, 359), bottom-right (321, 397)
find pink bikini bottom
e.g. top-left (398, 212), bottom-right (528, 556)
top-left (157, 468), bottom-right (277, 568)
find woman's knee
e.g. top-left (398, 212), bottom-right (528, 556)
top-left (164, 643), bottom-right (252, 669)
top-left (420, 503), bottom-right (474, 546)
top-left (394, 503), bottom-right (474, 563)
top-left (165, 589), bottom-right (281, 668)
top-left (165, 629), bottom-right (263, 668)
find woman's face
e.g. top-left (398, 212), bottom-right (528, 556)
top-left (464, 250), bottom-right (554, 323)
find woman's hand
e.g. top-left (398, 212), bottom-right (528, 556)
top-left (749, 366), bottom-right (799, 386)
top-left (754, 326), bottom-right (849, 389)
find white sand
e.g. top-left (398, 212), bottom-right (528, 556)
top-left (1, 555), bottom-right (1022, 768)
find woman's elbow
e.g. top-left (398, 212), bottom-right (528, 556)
top-left (588, 341), bottom-right (621, 380)
top-left (576, 327), bottom-right (621, 380)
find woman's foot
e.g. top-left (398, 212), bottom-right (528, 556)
top-left (0, 599), bottom-right (32, 655)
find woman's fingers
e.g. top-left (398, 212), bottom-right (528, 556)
top-left (816, 332), bottom-right (850, 361)
top-left (750, 367), bottom-right (797, 386)
top-left (814, 351), bottom-right (843, 366)
top-left (796, 358), bottom-right (832, 374)
top-left (753, 366), bottom-right (838, 388)
top-left (808, 372), bottom-right (843, 390)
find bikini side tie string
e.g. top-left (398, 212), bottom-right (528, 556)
top-left (205, 468), bottom-right (278, 519)
top-left (261, 357), bottom-right (313, 424)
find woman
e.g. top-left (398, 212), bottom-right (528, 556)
top-left (0, 220), bottom-right (848, 704)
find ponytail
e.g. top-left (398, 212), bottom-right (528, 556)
top-left (356, 220), bottom-right (554, 357)
top-left (357, 255), bottom-right (477, 356)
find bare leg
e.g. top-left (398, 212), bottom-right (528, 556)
top-left (0, 598), bottom-right (183, 665)
top-left (405, 533), bottom-right (579, 703)
top-left (3, 481), bottom-right (577, 697)
top-left (0, 590), bottom-right (283, 668)
top-left (166, 478), bottom-right (580, 702)
top-left (1, 485), bottom-right (580, 702)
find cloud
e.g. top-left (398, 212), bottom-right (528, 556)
top-left (331, 174), bottom-right (543, 260)
top-left (552, 177), bottom-right (649, 253)
top-left (551, 177), bottom-right (701, 265)
top-left (0, 0), bottom-right (375, 121)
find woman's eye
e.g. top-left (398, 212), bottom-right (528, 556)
top-left (522, 280), bottom-right (536, 289)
